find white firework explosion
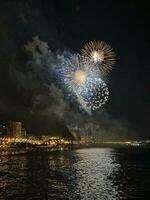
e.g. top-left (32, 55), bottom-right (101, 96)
top-left (81, 41), bottom-right (115, 75)
top-left (56, 54), bottom-right (109, 114)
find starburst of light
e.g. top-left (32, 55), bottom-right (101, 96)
top-left (81, 41), bottom-right (115, 75)
top-left (56, 54), bottom-right (109, 114)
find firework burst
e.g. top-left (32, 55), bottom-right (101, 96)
top-left (81, 41), bottom-right (115, 75)
top-left (56, 54), bottom-right (109, 114)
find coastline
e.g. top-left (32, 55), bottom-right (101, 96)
top-left (0, 143), bottom-right (150, 156)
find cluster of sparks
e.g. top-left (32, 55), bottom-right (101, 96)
top-left (56, 41), bottom-right (115, 114)
top-left (81, 41), bottom-right (115, 75)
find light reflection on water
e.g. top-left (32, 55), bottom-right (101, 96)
top-left (0, 148), bottom-right (150, 199)
top-left (73, 148), bottom-right (120, 200)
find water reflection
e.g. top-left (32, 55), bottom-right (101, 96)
top-left (0, 155), bottom-right (27, 199)
top-left (0, 148), bottom-right (150, 199)
top-left (73, 148), bottom-right (121, 200)
top-left (0, 148), bottom-right (123, 199)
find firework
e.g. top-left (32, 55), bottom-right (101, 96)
top-left (81, 41), bottom-right (115, 75)
top-left (56, 54), bottom-right (109, 114)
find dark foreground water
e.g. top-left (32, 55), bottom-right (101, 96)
top-left (0, 148), bottom-right (150, 200)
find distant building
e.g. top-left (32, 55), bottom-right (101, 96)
top-left (0, 123), bottom-right (7, 137)
top-left (7, 121), bottom-right (22, 138)
top-left (21, 128), bottom-right (27, 137)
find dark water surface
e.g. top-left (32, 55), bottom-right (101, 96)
top-left (0, 148), bottom-right (150, 199)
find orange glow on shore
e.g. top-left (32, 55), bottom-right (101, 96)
top-left (0, 137), bottom-right (72, 147)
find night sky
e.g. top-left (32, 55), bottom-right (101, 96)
top-left (0, 0), bottom-right (149, 139)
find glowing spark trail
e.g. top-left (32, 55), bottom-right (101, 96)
top-left (81, 41), bottom-right (115, 75)
top-left (56, 54), bottom-right (109, 114)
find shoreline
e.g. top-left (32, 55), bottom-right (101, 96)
top-left (0, 143), bottom-right (150, 156)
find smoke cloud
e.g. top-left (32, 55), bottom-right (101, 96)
top-left (0, 1), bottom-right (137, 140)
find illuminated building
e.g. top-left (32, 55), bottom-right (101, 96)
top-left (7, 121), bottom-right (22, 138)
top-left (0, 123), bottom-right (7, 137)
top-left (21, 128), bottom-right (27, 137)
